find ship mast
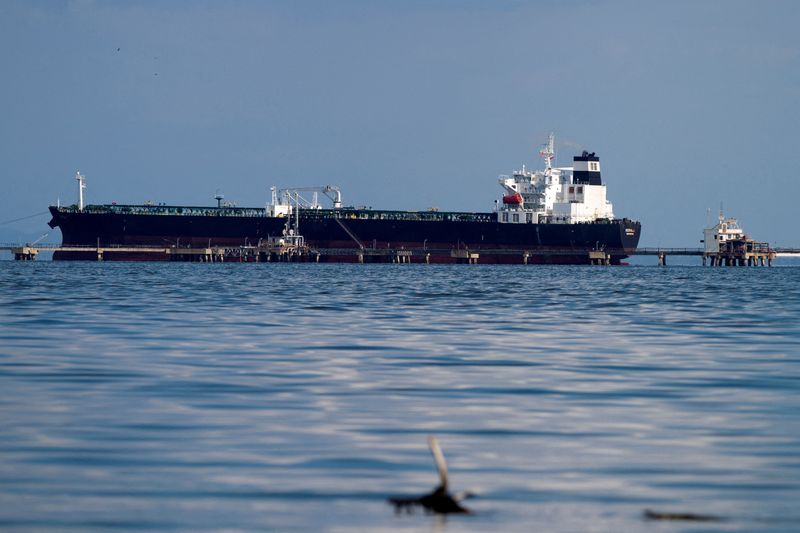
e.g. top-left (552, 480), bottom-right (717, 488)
top-left (75, 171), bottom-right (86, 211)
top-left (539, 133), bottom-right (555, 171)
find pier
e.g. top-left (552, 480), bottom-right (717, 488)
top-left (631, 246), bottom-right (782, 267)
top-left (3, 243), bottom-right (799, 264)
top-left (0, 241), bottom-right (318, 263)
top-left (7, 245), bottom-right (39, 261)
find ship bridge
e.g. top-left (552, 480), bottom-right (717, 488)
top-left (497, 134), bottom-right (614, 225)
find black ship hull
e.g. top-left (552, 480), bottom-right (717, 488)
top-left (48, 206), bottom-right (641, 264)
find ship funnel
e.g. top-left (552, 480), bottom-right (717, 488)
top-left (573, 151), bottom-right (601, 185)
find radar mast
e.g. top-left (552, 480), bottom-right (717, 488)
top-left (539, 133), bottom-right (555, 171)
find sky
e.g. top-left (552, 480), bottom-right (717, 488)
top-left (1, 0), bottom-right (799, 247)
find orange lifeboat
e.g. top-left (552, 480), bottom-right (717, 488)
top-left (502, 192), bottom-right (523, 205)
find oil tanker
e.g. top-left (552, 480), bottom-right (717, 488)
top-left (48, 135), bottom-right (641, 263)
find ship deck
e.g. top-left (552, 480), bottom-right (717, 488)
top-left (50, 204), bottom-right (627, 225)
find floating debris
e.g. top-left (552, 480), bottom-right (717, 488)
top-left (388, 437), bottom-right (473, 515)
top-left (644, 509), bottom-right (724, 522)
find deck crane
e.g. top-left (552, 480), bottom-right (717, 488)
top-left (26, 233), bottom-right (49, 247)
top-left (275, 185), bottom-right (342, 209)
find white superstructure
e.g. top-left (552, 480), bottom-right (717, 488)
top-left (497, 134), bottom-right (615, 224)
top-left (703, 212), bottom-right (745, 253)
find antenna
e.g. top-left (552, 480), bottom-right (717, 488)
top-left (75, 171), bottom-right (86, 211)
top-left (539, 133), bottom-right (555, 171)
top-left (295, 190), bottom-right (300, 233)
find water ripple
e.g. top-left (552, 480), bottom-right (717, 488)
top-left (1, 262), bottom-right (799, 532)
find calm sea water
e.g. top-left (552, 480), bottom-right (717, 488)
top-left (1, 262), bottom-right (799, 532)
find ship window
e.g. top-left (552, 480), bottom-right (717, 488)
top-left (569, 186), bottom-right (575, 194)
top-left (512, 213), bottom-right (519, 222)
top-left (526, 213), bottom-right (533, 223)
top-left (577, 186), bottom-right (583, 193)
top-left (502, 213), bottom-right (508, 222)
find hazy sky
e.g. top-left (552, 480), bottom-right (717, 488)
top-left (1, 0), bottom-right (799, 246)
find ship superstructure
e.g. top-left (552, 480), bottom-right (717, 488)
top-left (497, 134), bottom-right (614, 224)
